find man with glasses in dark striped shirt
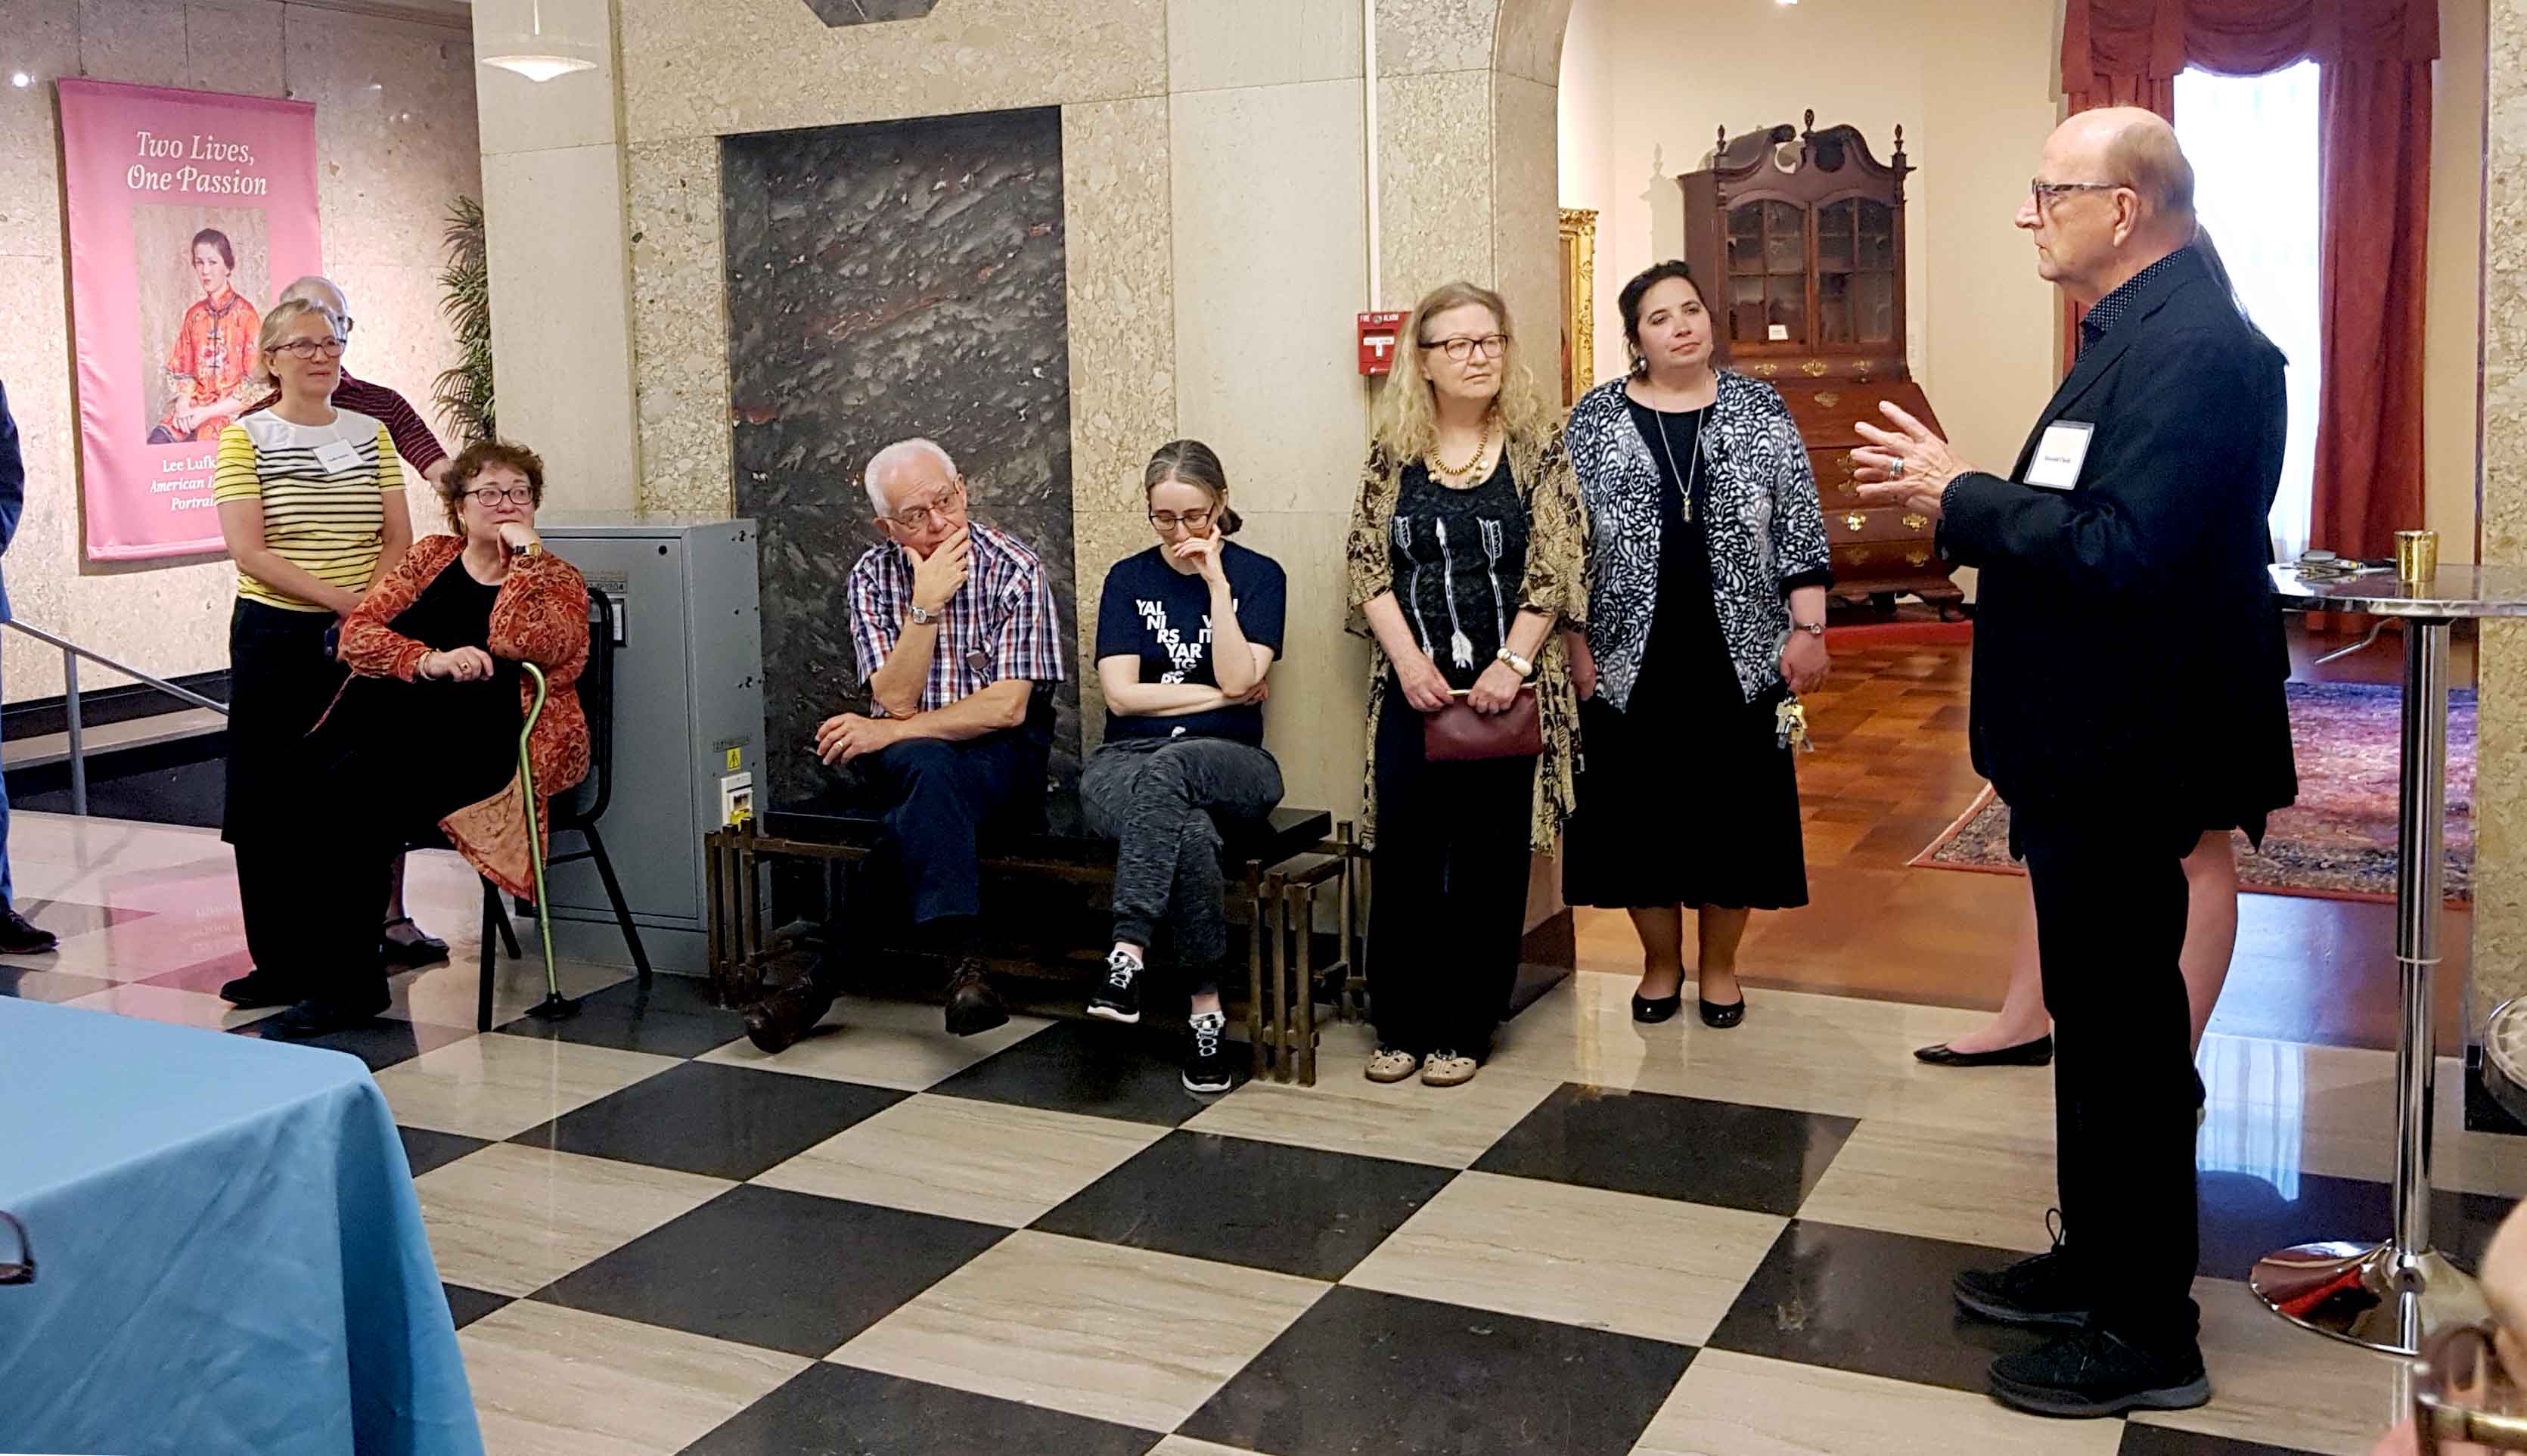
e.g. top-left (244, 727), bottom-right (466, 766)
top-left (744, 437), bottom-right (1067, 1054)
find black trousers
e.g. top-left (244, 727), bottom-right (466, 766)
top-left (234, 835), bottom-right (396, 1011)
top-left (1366, 685), bottom-right (1536, 1059)
top-left (2016, 803), bottom-right (2203, 1345)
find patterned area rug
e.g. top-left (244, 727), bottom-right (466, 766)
top-left (1910, 681), bottom-right (2474, 905)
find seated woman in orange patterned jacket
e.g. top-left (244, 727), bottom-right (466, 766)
top-left (263, 439), bottom-right (591, 1039)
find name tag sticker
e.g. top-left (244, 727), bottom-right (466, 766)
top-left (2023, 422), bottom-right (2094, 491)
top-left (312, 439), bottom-right (363, 475)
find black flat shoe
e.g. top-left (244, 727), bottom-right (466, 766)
top-left (1698, 995), bottom-right (1745, 1029)
top-left (1631, 993), bottom-right (1682, 1024)
top-left (1914, 1034), bottom-right (2054, 1068)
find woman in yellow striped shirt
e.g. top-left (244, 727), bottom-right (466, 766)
top-left (210, 296), bottom-right (411, 1022)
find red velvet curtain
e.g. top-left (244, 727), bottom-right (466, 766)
top-left (2059, 0), bottom-right (2440, 558)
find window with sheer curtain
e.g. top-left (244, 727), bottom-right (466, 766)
top-left (2175, 61), bottom-right (2322, 560)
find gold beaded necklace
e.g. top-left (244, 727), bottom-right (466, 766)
top-left (1429, 415), bottom-right (1497, 485)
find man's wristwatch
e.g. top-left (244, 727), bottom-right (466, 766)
top-left (908, 603), bottom-right (940, 626)
top-left (1496, 646), bottom-right (1535, 679)
top-left (1790, 621), bottom-right (1826, 638)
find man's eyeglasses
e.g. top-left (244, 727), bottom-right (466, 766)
top-left (885, 480), bottom-right (966, 532)
top-left (464, 486), bottom-right (536, 506)
top-left (1149, 509), bottom-right (1213, 534)
top-left (273, 337), bottom-right (346, 361)
top-left (1420, 333), bottom-right (1510, 362)
top-left (0, 1210), bottom-right (33, 1286)
top-left (2029, 180), bottom-right (2123, 210)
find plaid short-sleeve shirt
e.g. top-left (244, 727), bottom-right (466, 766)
top-left (846, 520), bottom-right (1066, 715)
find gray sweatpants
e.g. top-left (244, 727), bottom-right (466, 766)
top-left (1079, 735), bottom-right (1284, 987)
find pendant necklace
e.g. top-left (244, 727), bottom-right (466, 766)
top-left (1652, 402), bottom-right (1700, 523)
top-left (1430, 416), bottom-right (1496, 486)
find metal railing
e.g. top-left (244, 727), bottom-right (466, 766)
top-left (5, 621), bottom-right (228, 817)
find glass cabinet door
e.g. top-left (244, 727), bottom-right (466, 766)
top-left (1854, 199), bottom-right (1897, 344)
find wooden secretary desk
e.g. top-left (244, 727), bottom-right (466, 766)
top-left (1678, 111), bottom-right (1961, 614)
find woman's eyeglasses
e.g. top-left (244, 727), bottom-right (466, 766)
top-left (1420, 333), bottom-right (1510, 362)
top-left (0, 1210), bottom-right (33, 1286)
top-left (272, 338), bottom-right (346, 361)
top-left (1148, 509), bottom-right (1213, 534)
top-left (464, 486), bottom-right (536, 506)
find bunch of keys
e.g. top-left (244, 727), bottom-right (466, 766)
top-left (1774, 699), bottom-right (1813, 753)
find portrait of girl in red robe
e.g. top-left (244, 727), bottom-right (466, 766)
top-left (147, 228), bottom-right (261, 445)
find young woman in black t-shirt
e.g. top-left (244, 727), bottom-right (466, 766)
top-left (1079, 440), bottom-right (1287, 1094)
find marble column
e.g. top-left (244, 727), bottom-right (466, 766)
top-left (2475, 0), bottom-right (2527, 1024)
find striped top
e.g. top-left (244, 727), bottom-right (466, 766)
top-left (213, 409), bottom-right (404, 611)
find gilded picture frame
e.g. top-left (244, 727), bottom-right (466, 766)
top-left (1557, 207), bottom-right (1598, 408)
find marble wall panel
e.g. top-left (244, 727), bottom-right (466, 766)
top-left (74, 0), bottom-right (188, 88)
top-left (1170, 79), bottom-right (1370, 516)
top-left (614, 0), bottom-right (1165, 144)
top-left (0, 0), bottom-right (78, 261)
top-left (1168, 0), bottom-right (1364, 93)
top-left (626, 136), bottom-right (731, 517)
top-left (284, 6), bottom-right (480, 269)
top-left (722, 108), bottom-right (1079, 806)
top-left (483, 143), bottom-right (640, 511)
top-left (2474, 0), bottom-right (2527, 1014)
top-left (1060, 98), bottom-right (1174, 745)
top-left (1377, 70), bottom-right (1496, 308)
top-left (1232, 508), bottom-right (1371, 823)
top-left (1374, 0), bottom-right (1495, 78)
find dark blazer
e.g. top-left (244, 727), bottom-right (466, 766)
top-left (1939, 245), bottom-right (2296, 832)
top-left (0, 381), bottom-right (21, 623)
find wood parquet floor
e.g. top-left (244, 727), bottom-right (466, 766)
top-left (1571, 622), bottom-right (2477, 1051)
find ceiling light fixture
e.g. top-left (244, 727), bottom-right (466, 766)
top-left (480, 0), bottom-right (596, 82)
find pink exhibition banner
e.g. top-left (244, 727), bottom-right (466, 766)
top-left (58, 79), bottom-right (321, 561)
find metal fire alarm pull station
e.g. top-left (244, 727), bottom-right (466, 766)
top-left (536, 515), bottom-right (766, 975)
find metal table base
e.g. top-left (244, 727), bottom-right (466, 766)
top-left (2249, 569), bottom-right (2527, 1355)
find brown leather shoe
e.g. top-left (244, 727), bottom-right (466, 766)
top-left (744, 978), bottom-right (835, 1055)
top-left (943, 958), bottom-right (1007, 1037)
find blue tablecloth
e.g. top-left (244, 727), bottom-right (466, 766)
top-left (0, 999), bottom-right (483, 1456)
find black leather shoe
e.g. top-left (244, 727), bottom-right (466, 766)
top-left (1632, 992), bottom-right (1682, 1024)
top-left (944, 958), bottom-right (1008, 1038)
top-left (744, 978), bottom-right (835, 1055)
top-left (1954, 1215), bottom-right (2091, 1329)
top-left (380, 917), bottom-right (450, 970)
top-left (1698, 995), bottom-right (1745, 1029)
top-left (260, 991), bottom-right (390, 1041)
top-left (1914, 1034), bottom-right (2053, 1068)
top-left (1988, 1325), bottom-right (2209, 1418)
top-left (220, 968), bottom-right (299, 1008)
top-left (0, 902), bottom-right (57, 956)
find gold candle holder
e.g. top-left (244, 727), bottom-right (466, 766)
top-left (2396, 529), bottom-right (2440, 584)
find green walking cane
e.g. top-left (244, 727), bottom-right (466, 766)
top-left (515, 662), bottom-right (578, 1023)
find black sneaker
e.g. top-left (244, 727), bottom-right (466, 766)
top-left (1987, 1324), bottom-right (2210, 1418)
top-left (1953, 1212), bottom-right (2092, 1329)
top-left (1088, 951), bottom-right (1143, 1025)
top-left (259, 991), bottom-right (391, 1041)
top-left (0, 902), bottom-right (57, 956)
top-left (219, 968), bottom-right (299, 1008)
top-left (1183, 1011), bottom-right (1232, 1094)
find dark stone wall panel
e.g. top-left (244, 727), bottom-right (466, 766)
top-left (724, 106), bottom-right (1076, 809)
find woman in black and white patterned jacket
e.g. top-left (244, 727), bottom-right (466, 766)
top-left (1561, 260), bottom-right (1833, 1029)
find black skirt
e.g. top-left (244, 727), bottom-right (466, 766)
top-left (1564, 402), bottom-right (1807, 911)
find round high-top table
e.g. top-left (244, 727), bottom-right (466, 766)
top-left (2250, 563), bottom-right (2527, 1355)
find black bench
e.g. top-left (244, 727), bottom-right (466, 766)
top-left (703, 802), bottom-right (1360, 1085)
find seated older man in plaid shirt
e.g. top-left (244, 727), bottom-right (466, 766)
top-left (744, 437), bottom-right (1067, 1053)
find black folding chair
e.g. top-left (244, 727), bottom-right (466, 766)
top-left (472, 591), bottom-right (652, 1030)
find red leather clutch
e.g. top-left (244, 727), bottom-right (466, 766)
top-left (1422, 687), bottom-right (1542, 762)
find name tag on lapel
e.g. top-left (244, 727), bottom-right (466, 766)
top-left (2023, 422), bottom-right (2094, 491)
top-left (313, 439), bottom-right (364, 475)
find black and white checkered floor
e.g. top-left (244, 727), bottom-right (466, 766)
top-left (5, 805), bottom-right (2509, 1456)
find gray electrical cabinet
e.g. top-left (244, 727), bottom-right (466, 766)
top-left (537, 515), bottom-right (764, 974)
